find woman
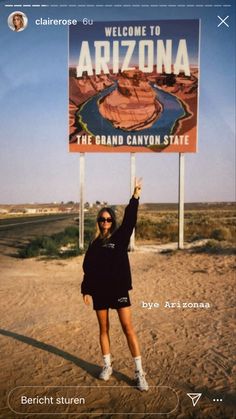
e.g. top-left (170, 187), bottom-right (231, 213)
top-left (81, 179), bottom-right (148, 391)
top-left (12, 13), bottom-right (24, 32)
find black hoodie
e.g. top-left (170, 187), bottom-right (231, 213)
top-left (81, 196), bottom-right (139, 297)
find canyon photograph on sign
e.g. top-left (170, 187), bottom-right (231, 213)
top-left (69, 20), bottom-right (199, 153)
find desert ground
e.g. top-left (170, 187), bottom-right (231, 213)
top-left (0, 235), bottom-right (235, 418)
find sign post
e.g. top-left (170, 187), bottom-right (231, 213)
top-left (178, 153), bottom-right (185, 249)
top-left (79, 153), bottom-right (85, 250)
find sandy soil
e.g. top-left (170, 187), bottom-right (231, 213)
top-left (0, 248), bottom-right (235, 419)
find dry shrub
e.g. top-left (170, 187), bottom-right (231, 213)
top-left (132, 205), bottom-right (235, 244)
top-left (136, 219), bottom-right (157, 240)
top-left (210, 227), bottom-right (232, 241)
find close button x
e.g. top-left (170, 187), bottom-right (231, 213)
top-left (217, 16), bottom-right (229, 28)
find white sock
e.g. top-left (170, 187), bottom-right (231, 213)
top-left (134, 356), bottom-right (143, 373)
top-left (103, 353), bottom-right (111, 367)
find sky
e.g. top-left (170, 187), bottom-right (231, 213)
top-left (0, 0), bottom-right (235, 205)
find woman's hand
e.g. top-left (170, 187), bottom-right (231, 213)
top-left (83, 294), bottom-right (91, 305)
top-left (133, 177), bottom-right (142, 199)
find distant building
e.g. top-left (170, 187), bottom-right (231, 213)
top-left (25, 208), bottom-right (37, 214)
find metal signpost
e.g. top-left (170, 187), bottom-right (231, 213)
top-left (79, 153), bottom-right (85, 249)
top-left (178, 153), bottom-right (185, 249)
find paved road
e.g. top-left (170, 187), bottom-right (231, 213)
top-left (0, 214), bottom-right (76, 229)
top-left (0, 214), bottom-right (78, 257)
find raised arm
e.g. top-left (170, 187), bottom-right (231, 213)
top-left (117, 178), bottom-right (142, 245)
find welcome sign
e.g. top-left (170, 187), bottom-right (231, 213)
top-left (69, 20), bottom-right (200, 153)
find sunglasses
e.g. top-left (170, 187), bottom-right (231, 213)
top-left (97, 217), bottom-right (113, 223)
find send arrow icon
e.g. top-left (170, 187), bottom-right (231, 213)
top-left (187, 393), bottom-right (202, 407)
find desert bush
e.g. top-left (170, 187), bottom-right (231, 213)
top-left (64, 226), bottom-right (79, 238)
top-left (18, 242), bottom-right (41, 258)
top-left (18, 236), bottom-right (45, 258)
top-left (136, 219), bottom-right (157, 240)
top-left (210, 227), bottom-right (232, 241)
top-left (18, 226), bottom-right (82, 259)
top-left (192, 239), bottom-right (236, 255)
top-left (41, 237), bottom-right (59, 256)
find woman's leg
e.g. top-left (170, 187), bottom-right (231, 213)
top-left (117, 306), bottom-right (149, 391)
top-left (96, 309), bottom-right (110, 355)
top-left (117, 306), bottom-right (140, 357)
top-left (96, 309), bottom-right (113, 380)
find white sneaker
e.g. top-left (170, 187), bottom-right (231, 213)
top-left (135, 371), bottom-right (149, 391)
top-left (99, 365), bottom-right (113, 381)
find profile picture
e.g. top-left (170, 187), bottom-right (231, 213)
top-left (8, 11), bottom-right (28, 32)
